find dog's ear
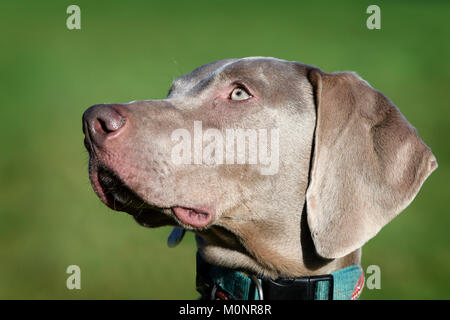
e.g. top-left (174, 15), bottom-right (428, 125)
top-left (305, 69), bottom-right (437, 259)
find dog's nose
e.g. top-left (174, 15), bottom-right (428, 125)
top-left (82, 104), bottom-right (127, 147)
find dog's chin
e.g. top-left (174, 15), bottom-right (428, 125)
top-left (88, 162), bottom-right (175, 228)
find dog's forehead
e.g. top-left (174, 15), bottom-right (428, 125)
top-left (168, 59), bottom-right (236, 97)
top-left (168, 57), bottom-right (297, 97)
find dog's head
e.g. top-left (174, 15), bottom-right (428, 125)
top-left (83, 57), bottom-right (436, 278)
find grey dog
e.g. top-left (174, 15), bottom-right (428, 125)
top-left (82, 57), bottom-right (437, 299)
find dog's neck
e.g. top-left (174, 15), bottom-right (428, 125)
top-left (190, 164), bottom-right (362, 279)
top-left (194, 229), bottom-right (362, 281)
top-left (195, 251), bottom-right (365, 300)
top-left (194, 202), bottom-right (362, 279)
top-left (168, 201), bottom-right (363, 299)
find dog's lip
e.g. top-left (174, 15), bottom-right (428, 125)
top-left (172, 207), bottom-right (213, 228)
top-left (89, 164), bottom-right (143, 213)
top-left (89, 165), bottom-right (114, 207)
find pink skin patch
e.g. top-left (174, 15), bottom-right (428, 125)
top-left (90, 167), bottom-right (110, 205)
top-left (172, 207), bottom-right (212, 228)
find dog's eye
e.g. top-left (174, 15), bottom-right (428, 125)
top-left (230, 87), bottom-right (252, 101)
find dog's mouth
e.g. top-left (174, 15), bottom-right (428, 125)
top-left (97, 166), bottom-right (138, 211)
top-left (88, 162), bottom-right (213, 229)
top-left (90, 164), bottom-right (158, 214)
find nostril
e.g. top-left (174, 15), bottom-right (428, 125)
top-left (95, 118), bottom-right (108, 134)
top-left (94, 111), bottom-right (126, 135)
top-left (95, 117), bottom-right (124, 134)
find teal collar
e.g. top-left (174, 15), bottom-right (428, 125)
top-left (196, 253), bottom-right (364, 300)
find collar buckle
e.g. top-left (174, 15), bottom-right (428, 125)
top-left (261, 274), bottom-right (334, 300)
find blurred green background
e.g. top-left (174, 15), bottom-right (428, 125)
top-left (0, 0), bottom-right (449, 299)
